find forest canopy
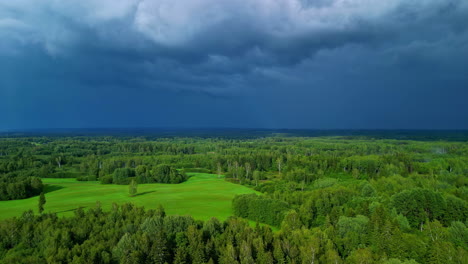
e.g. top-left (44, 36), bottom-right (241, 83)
top-left (0, 132), bottom-right (466, 263)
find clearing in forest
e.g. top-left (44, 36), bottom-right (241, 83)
top-left (0, 173), bottom-right (258, 221)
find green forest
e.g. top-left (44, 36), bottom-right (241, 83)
top-left (0, 132), bottom-right (466, 263)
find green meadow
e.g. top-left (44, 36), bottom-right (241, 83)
top-left (0, 173), bottom-right (259, 221)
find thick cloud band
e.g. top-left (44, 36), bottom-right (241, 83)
top-left (1, 0), bottom-right (467, 129)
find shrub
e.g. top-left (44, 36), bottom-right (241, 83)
top-left (100, 175), bottom-right (113, 184)
top-left (88, 175), bottom-right (97, 181)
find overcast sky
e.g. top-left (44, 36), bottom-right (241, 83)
top-left (1, 0), bottom-right (467, 130)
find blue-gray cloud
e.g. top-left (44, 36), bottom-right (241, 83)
top-left (1, 0), bottom-right (467, 129)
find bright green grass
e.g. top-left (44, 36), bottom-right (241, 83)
top-left (0, 173), bottom-right (259, 221)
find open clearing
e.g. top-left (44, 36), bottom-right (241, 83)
top-left (0, 173), bottom-right (258, 221)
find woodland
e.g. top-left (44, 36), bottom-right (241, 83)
top-left (0, 131), bottom-right (466, 263)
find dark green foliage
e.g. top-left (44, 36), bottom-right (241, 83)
top-left (392, 188), bottom-right (447, 228)
top-left (300, 186), bottom-right (356, 227)
top-left (0, 204), bottom-right (309, 264)
top-left (182, 168), bottom-right (212, 173)
top-left (336, 215), bottom-right (370, 256)
top-left (100, 174), bottom-right (113, 184)
top-left (135, 164), bottom-right (147, 174)
top-left (134, 164), bottom-right (188, 184)
top-left (0, 174), bottom-right (43, 200)
top-left (232, 194), bottom-right (289, 226)
top-left (151, 164), bottom-right (188, 184)
top-left (38, 192), bottom-right (46, 213)
top-left (37, 164), bottom-right (55, 178)
top-left (76, 176), bottom-right (89, 181)
top-left (112, 168), bottom-right (135, 185)
top-left (0, 133), bottom-right (467, 263)
top-left (448, 221), bottom-right (468, 248)
top-left (444, 195), bottom-right (468, 225)
top-left (49, 170), bottom-right (81, 178)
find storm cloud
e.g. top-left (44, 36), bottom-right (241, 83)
top-left (1, 0), bottom-right (467, 129)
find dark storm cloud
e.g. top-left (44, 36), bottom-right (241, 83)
top-left (1, 0), bottom-right (467, 129)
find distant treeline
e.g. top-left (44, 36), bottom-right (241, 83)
top-left (2, 128), bottom-right (468, 141)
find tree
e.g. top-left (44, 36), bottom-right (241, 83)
top-left (346, 248), bottom-right (373, 264)
top-left (448, 221), bottom-right (468, 248)
top-left (337, 215), bottom-right (370, 257)
top-left (38, 192), bottom-right (46, 214)
top-left (232, 194), bottom-right (290, 227)
top-left (151, 230), bottom-right (168, 264)
top-left (152, 164), bottom-right (187, 184)
top-left (281, 210), bottom-right (302, 232)
top-left (113, 168), bottom-right (134, 185)
top-left (156, 204), bottom-right (166, 218)
top-left (277, 158), bottom-right (282, 175)
top-left (444, 195), bottom-right (467, 225)
top-left (55, 155), bottom-right (62, 168)
top-left (220, 243), bottom-right (239, 264)
top-left (129, 179), bottom-right (137, 197)
top-left (240, 240), bottom-right (255, 264)
top-left (245, 162), bottom-right (251, 180)
top-left (352, 168), bottom-right (360, 179)
top-left (135, 165), bottom-right (149, 183)
top-left (217, 162), bottom-right (222, 178)
top-left (233, 161), bottom-right (240, 180)
top-left (113, 233), bottom-right (138, 263)
top-left (253, 170), bottom-right (260, 186)
top-left (392, 188), bottom-right (446, 229)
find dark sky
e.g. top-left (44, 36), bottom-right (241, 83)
top-left (1, 0), bottom-right (467, 130)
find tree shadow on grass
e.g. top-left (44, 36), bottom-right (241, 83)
top-left (43, 184), bottom-right (65, 194)
top-left (55, 207), bottom-right (87, 214)
top-left (133, 191), bottom-right (156, 197)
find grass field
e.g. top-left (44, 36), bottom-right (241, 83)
top-left (0, 173), bottom-right (259, 221)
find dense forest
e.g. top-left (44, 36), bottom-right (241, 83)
top-left (0, 131), bottom-right (467, 263)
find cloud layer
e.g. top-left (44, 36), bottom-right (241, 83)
top-left (1, 0), bottom-right (467, 129)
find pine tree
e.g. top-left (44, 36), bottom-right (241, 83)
top-left (151, 230), bottom-right (168, 264)
top-left (38, 192), bottom-right (46, 214)
top-left (239, 240), bottom-right (254, 264)
top-left (219, 243), bottom-right (239, 264)
top-left (273, 238), bottom-right (285, 264)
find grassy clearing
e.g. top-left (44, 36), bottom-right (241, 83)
top-left (0, 173), bottom-right (259, 221)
